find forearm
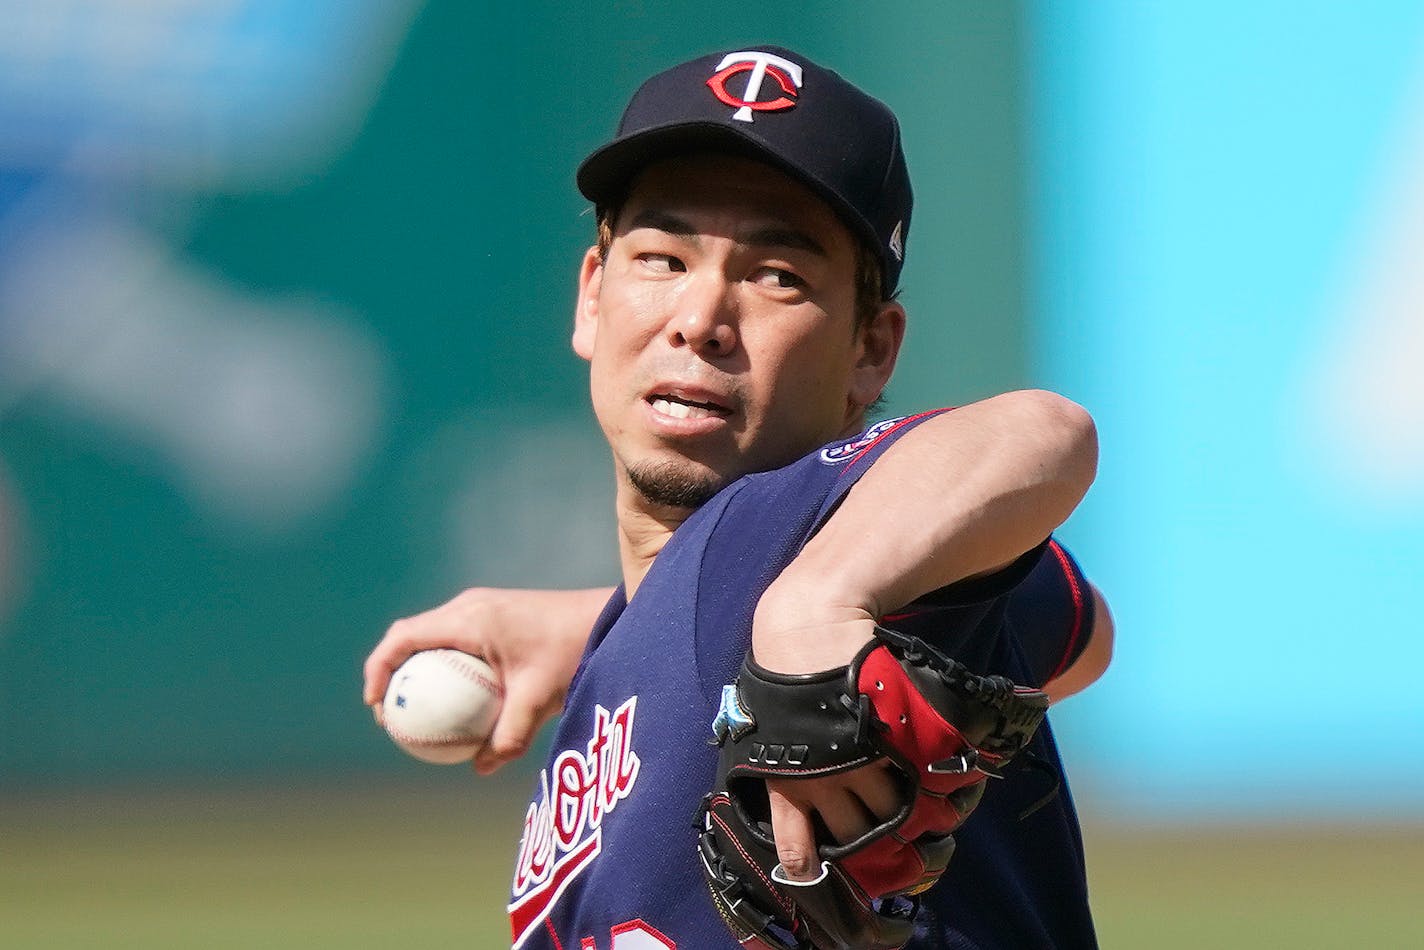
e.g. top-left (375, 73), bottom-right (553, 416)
top-left (754, 390), bottom-right (1097, 671)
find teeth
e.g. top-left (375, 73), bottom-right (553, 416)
top-left (652, 397), bottom-right (717, 420)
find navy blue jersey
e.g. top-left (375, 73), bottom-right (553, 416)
top-left (508, 412), bottom-right (1098, 950)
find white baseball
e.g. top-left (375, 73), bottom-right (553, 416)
top-left (381, 649), bottom-right (503, 765)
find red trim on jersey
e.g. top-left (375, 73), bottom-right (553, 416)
top-left (1044, 539), bottom-right (1086, 684)
top-left (509, 830), bottom-right (602, 948)
top-left (839, 408), bottom-right (950, 473)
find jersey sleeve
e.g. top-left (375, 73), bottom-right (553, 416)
top-left (881, 539), bottom-right (1092, 688)
top-left (1002, 538), bottom-right (1095, 687)
top-left (874, 542), bottom-right (1045, 675)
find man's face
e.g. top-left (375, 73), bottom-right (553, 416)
top-left (573, 154), bottom-right (900, 510)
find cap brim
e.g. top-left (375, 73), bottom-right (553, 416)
top-left (578, 122), bottom-right (782, 206)
top-left (575, 123), bottom-right (879, 259)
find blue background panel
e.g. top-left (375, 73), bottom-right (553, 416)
top-left (1029, 1), bottom-right (1424, 815)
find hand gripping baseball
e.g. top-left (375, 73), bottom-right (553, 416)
top-left (696, 626), bottom-right (1049, 950)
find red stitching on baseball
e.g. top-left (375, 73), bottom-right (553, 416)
top-left (383, 725), bottom-right (483, 748)
top-left (437, 650), bottom-right (505, 698)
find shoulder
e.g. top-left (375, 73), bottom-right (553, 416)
top-left (689, 411), bottom-right (953, 547)
top-left (734, 410), bottom-right (954, 497)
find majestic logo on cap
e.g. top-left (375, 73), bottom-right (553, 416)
top-left (706, 51), bottom-right (803, 123)
top-left (889, 220), bottom-right (905, 262)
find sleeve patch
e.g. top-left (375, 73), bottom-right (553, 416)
top-left (818, 415), bottom-right (911, 464)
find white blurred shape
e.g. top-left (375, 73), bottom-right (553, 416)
top-left (443, 421), bottom-right (618, 590)
top-left (1305, 78), bottom-right (1424, 503)
top-left (0, 0), bottom-right (419, 185)
top-left (0, 211), bottom-right (385, 533)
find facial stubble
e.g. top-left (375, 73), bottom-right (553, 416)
top-left (625, 459), bottom-right (724, 510)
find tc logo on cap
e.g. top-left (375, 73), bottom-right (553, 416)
top-left (706, 51), bottom-right (803, 123)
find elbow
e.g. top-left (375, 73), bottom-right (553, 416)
top-left (1009, 389), bottom-right (1099, 496)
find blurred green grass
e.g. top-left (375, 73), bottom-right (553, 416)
top-left (2, 780), bottom-right (1421, 948)
top-left (1079, 815), bottom-right (1424, 949)
top-left (0, 777), bottom-right (523, 949)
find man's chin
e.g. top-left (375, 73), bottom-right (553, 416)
top-left (626, 460), bottom-right (726, 510)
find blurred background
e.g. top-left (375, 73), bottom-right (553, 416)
top-left (2, 2), bottom-right (1421, 947)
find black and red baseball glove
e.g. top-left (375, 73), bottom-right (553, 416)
top-left (697, 626), bottom-right (1049, 950)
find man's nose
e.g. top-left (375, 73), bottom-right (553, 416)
top-left (666, 276), bottom-right (738, 356)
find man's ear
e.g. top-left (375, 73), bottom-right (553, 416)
top-left (572, 246), bottom-right (604, 361)
top-left (850, 300), bottom-right (906, 410)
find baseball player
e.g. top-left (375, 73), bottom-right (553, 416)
top-left (365, 45), bottom-right (1112, 949)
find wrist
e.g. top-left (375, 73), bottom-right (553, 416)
top-left (751, 576), bottom-right (878, 674)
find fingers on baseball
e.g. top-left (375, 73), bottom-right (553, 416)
top-left (473, 681), bottom-right (550, 774)
top-left (362, 617), bottom-right (454, 705)
top-left (362, 622), bottom-right (411, 705)
top-left (474, 722), bottom-right (529, 775)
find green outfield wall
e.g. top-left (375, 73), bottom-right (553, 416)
top-left (0, 3), bottom-right (1029, 785)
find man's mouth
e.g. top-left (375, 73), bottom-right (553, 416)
top-left (649, 393), bottom-right (732, 420)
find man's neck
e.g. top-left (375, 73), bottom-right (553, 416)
top-left (608, 412), bottom-right (873, 596)
top-left (614, 487), bottom-right (694, 597)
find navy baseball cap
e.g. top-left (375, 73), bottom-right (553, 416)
top-left (577, 46), bottom-right (913, 294)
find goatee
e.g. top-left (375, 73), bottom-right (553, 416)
top-left (626, 461), bottom-right (723, 510)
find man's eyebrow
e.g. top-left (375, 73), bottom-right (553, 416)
top-left (625, 210), bottom-right (828, 259)
top-left (742, 226), bottom-right (827, 259)
top-left (626, 209), bottom-right (699, 238)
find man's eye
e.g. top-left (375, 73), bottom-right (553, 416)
top-left (640, 253), bottom-right (686, 273)
top-left (756, 268), bottom-right (804, 290)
